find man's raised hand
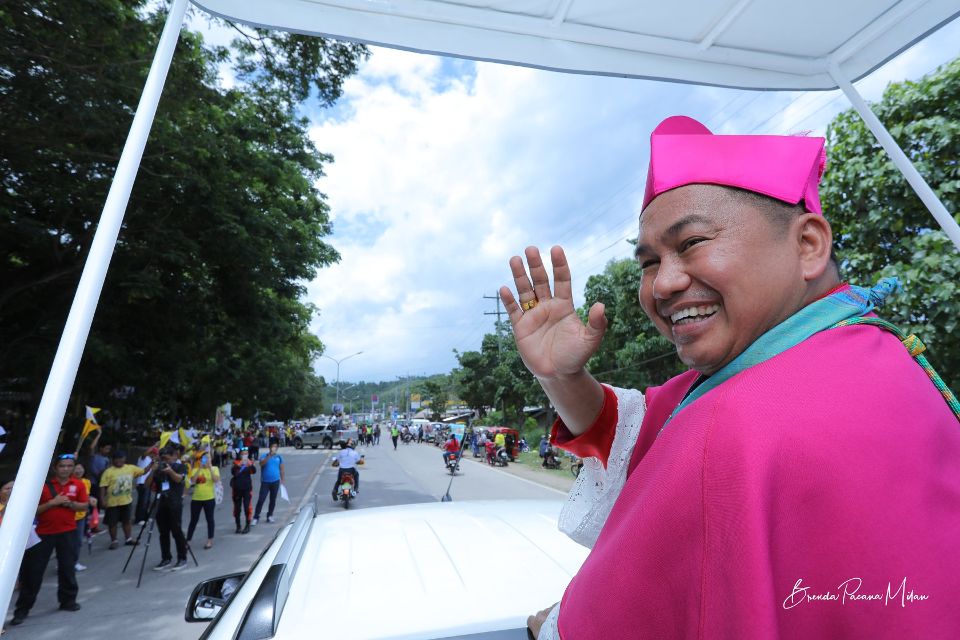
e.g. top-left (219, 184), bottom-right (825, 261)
top-left (499, 246), bottom-right (607, 380)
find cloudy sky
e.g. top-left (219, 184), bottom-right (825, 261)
top-left (195, 11), bottom-right (960, 385)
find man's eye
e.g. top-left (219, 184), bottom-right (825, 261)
top-left (640, 259), bottom-right (658, 270)
top-left (680, 237), bottom-right (705, 252)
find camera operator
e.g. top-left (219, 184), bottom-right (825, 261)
top-left (150, 446), bottom-right (188, 571)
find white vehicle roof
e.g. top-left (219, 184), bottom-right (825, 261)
top-left (209, 500), bottom-right (589, 639)
top-left (194, 0), bottom-right (959, 90)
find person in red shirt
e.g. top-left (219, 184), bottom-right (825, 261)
top-left (484, 440), bottom-right (496, 465)
top-left (9, 453), bottom-right (89, 626)
top-left (443, 435), bottom-right (460, 464)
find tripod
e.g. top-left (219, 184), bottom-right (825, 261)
top-left (122, 494), bottom-right (198, 587)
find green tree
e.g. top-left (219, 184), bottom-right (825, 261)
top-left (421, 377), bottom-right (450, 422)
top-left (456, 327), bottom-right (540, 427)
top-left (455, 340), bottom-right (497, 418)
top-left (0, 1), bottom-right (367, 438)
top-left (822, 57), bottom-right (960, 383)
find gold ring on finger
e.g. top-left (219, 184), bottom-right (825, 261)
top-left (520, 298), bottom-right (539, 311)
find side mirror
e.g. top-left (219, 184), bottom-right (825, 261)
top-left (185, 571), bottom-right (246, 622)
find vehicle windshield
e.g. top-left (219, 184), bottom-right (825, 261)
top-left (2, 4), bottom-right (958, 639)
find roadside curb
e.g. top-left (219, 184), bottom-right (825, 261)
top-left (456, 453), bottom-right (574, 494)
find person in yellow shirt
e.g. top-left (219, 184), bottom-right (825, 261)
top-left (0, 479), bottom-right (13, 525)
top-left (98, 451), bottom-right (146, 549)
top-left (493, 431), bottom-right (506, 450)
top-left (71, 464), bottom-right (97, 571)
top-left (186, 453), bottom-right (220, 549)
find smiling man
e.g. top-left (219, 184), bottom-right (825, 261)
top-left (502, 116), bottom-right (960, 639)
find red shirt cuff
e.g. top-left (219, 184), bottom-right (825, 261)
top-left (550, 384), bottom-right (619, 467)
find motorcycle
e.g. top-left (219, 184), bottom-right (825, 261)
top-left (400, 431), bottom-right (413, 445)
top-left (487, 446), bottom-right (509, 467)
top-left (570, 457), bottom-right (584, 478)
top-left (336, 470), bottom-right (357, 509)
top-left (542, 449), bottom-right (561, 470)
top-left (444, 452), bottom-right (460, 475)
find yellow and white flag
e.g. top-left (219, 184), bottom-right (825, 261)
top-left (80, 406), bottom-right (101, 442)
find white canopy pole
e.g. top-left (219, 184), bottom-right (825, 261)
top-left (0, 0), bottom-right (188, 619)
top-left (827, 59), bottom-right (960, 254)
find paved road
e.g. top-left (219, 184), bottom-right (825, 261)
top-left (3, 441), bottom-right (566, 639)
top-left (378, 439), bottom-right (568, 502)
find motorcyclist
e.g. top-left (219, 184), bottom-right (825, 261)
top-left (443, 434), bottom-right (460, 464)
top-left (542, 443), bottom-right (561, 469)
top-left (493, 431), bottom-right (506, 451)
top-left (484, 440), bottom-right (497, 465)
top-left (332, 439), bottom-right (363, 500)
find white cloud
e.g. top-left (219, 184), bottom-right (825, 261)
top-left (303, 21), bottom-right (960, 383)
top-left (307, 52), bottom-right (677, 381)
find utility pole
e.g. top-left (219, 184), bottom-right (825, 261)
top-left (484, 294), bottom-right (507, 422)
top-left (483, 294), bottom-right (505, 357)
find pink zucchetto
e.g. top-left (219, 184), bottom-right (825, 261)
top-left (641, 115), bottom-right (827, 214)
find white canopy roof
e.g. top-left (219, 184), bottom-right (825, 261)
top-left (194, 0), bottom-right (960, 90)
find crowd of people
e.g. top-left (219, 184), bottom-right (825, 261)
top-left (0, 420), bottom-right (294, 628)
top-left (0, 415), bottom-right (551, 630)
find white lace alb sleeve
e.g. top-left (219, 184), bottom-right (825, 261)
top-left (557, 386), bottom-right (646, 549)
top-left (534, 601), bottom-right (562, 640)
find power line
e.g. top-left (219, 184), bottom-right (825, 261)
top-left (591, 350), bottom-right (676, 378)
top-left (703, 91), bottom-right (751, 130)
top-left (551, 174), bottom-right (646, 247)
top-left (746, 90), bottom-right (827, 134)
top-left (776, 92), bottom-right (846, 134)
top-left (452, 318), bottom-right (491, 353)
top-left (709, 89), bottom-right (766, 132)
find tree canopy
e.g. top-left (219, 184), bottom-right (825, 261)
top-left (823, 56), bottom-right (960, 383)
top-left (454, 327), bottom-right (543, 426)
top-left (0, 0), bottom-right (368, 438)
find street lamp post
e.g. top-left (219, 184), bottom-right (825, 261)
top-left (322, 351), bottom-right (363, 409)
top-left (346, 394), bottom-right (362, 415)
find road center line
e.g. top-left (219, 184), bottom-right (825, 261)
top-left (294, 452), bottom-right (331, 513)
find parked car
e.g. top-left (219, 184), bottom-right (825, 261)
top-left (186, 499), bottom-right (588, 639)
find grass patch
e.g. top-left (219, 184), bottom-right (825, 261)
top-left (512, 449), bottom-right (580, 478)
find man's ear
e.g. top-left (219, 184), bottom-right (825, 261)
top-left (796, 213), bottom-right (833, 282)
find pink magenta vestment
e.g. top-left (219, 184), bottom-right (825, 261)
top-left (553, 323), bottom-right (960, 639)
